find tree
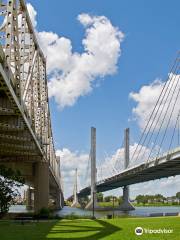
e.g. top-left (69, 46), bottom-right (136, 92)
top-left (97, 192), bottom-right (103, 202)
top-left (154, 194), bottom-right (164, 202)
top-left (118, 196), bottom-right (123, 205)
top-left (136, 195), bottom-right (149, 205)
top-left (176, 192), bottom-right (180, 199)
top-left (0, 165), bottom-right (24, 215)
top-left (104, 196), bottom-right (112, 202)
top-left (104, 195), bottom-right (117, 202)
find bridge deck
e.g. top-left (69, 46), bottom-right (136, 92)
top-left (78, 148), bottom-right (180, 197)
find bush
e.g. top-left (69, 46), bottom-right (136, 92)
top-left (38, 207), bottom-right (50, 218)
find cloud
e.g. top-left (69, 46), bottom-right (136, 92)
top-left (45, 13), bottom-right (124, 108)
top-left (130, 73), bottom-right (180, 131)
top-left (27, 3), bottom-right (124, 108)
top-left (131, 176), bottom-right (180, 198)
top-left (56, 148), bottom-right (89, 198)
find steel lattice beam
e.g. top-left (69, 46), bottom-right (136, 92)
top-left (0, 0), bottom-right (62, 193)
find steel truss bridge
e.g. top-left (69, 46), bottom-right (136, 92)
top-left (0, 0), bottom-right (63, 211)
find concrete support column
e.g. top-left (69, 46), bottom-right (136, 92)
top-left (60, 191), bottom-right (64, 209)
top-left (71, 168), bottom-right (80, 208)
top-left (85, 127), bottom-right (98, 209)
top-left (122, 186), bottom-right (130, 204)
top-left (119, 128), bottom-right (135, 211)
top-left (59, 192), bottom-right (62, 209)
top-left (34, 162), bottom-right (49, 213)
top-left (26, 186), bottom-right (33, 210)
top-left (54, 191), bottom-right (61, 209)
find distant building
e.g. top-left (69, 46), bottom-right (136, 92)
top-left (166, 197), bottom-right (180, 204)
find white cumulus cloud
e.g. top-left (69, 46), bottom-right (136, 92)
top-left (130, 73), bottom-right (180, 131)
top-left (56, 148), bottom-right (89, 198)
top-left (27, 3), bottom-right (124, 108)
top-left (45, 14), bottom-right (123, 108)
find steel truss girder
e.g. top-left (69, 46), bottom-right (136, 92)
top-left (0, 155), bottom-right (42, 162)
top-left (0, 148), bottom-right (37, 156)
top-left (0, 133), bottom-right (32, 142)
top-left (0, 122), bottom-right (24, 131)
top-left (0, 106), bottom-right (15, 115)
top-left (0, 0), bottom-right (62, 191)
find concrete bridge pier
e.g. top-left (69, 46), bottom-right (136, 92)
top-left (60, 191), bottom-right (64, 209)
top-left (71, 168), bottom-right (80, 208)
top-left (54, 191), bottom-right (61, 209)
top-left (26, 186), bottom-right (33, 210)
top-left (119, 128), bottom-right (135, 211)
top-left (119, 185), bottom-right (135, 211)
top-left (34, 161), bottom-right (49, 213)
top-left (71, 193), bottom-right (80, 208)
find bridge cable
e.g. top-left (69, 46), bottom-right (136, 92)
top-left (141, 67), bottom-right (180, 162)
top-left (130, 53), bottom-right (180, 164)
top-left (155, 76), bottom-right (180, 159)
top-left (145, 73), bottom-right (180, 162)
top-left (129, 53), bottom-right (180, 166)
top-left (168, 110), bottom-right (180, 152)
top-left (113, 138), bottom-right (125, 171)
top-left (82, 150), bottom-right (91, 188)
top-left (178, 111), bottom-right (180, 146)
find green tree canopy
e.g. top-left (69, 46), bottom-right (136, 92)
top-left (104, 195), bottom-right (117, 202)
top-left (0, 165), bottom-right (24, 215)
top-left (97, 192), bottom-right (103, 202)
top-left (176, 192), bottom-right (180, 199)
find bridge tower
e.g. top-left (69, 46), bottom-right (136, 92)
top-left (71, 168), bottom-right (80, 207)
top-left (85, 127), bottom-right (98, 209)
top-left (119, 128), bottom-right (135, 211)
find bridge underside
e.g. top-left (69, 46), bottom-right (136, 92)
top-left (78, 155), bottom-right (180, 197)
top-left (0, 55), bottom-right (63, 212)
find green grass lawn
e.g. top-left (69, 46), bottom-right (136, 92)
top-left (0, 217), bottom-right (179, 240)
top-left (98, 201), bottom-right (119, 207)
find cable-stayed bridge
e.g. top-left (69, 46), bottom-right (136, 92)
top-left (0, 0), bottom-right (63, 211)
top-left (69, 52), bottom-right (180, 210)
top-left (78, 146), bottom-right (180, 197)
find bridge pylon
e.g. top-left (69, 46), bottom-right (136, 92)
top-left (118, 128), bottom-right (135, 211)
top-left (71, 168), bottom-right (80, 208)
top-left (85, 127), bottom-right (98, 210)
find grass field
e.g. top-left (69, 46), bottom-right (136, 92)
top-left (98, 201), bottom-right (119, 207)
top-left (0, 216), bottom-right (179, 240)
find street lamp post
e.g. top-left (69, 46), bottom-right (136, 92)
top-left (112, 196), bottom-right (115, 218)
top-left (92, 191), bottom-right (95, 219)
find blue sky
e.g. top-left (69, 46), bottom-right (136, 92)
top-left (28, 0), bottom-right (180, 198)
